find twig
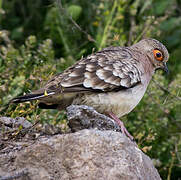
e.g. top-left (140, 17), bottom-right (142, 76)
top-left (146, 89), bottom-right (181, 130)
top-left (175, 141), bottom-right (181, 164)
top-left (18, 119), bottom-right (40, 137)
top-left (98, 0), bottom-right (117, 50)
top-left (56, 0), bottom-right (96, 43)
top-left (152, 79), bottom-right (181, 101)
top-left (133, 16), bottom-right (155, 44)
top-left (57, 27), bottom-right (71, 55)
top-left (167, 152), bottom-right (175, 180)
top-left (128, 15), bottom-right (136, 46)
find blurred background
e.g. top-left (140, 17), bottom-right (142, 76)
top-left (0, 0), bottom-right (181, 179)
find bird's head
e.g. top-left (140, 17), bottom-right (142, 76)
top-left (132, 38), bottom-right (169, 73)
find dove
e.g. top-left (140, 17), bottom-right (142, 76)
top-left (11, 38), bottom-right (169, 140)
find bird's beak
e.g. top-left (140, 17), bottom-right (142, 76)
top-left (163, 62), bottom-right (169, 74)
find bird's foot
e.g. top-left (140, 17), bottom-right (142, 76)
top-left (108, 112), bottom-right (134, 141)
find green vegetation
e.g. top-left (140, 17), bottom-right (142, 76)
top-left (0, 0), bottom-right (181, 179)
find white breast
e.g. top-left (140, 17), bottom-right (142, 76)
top-left (74, 83), bottom-right (148, 118)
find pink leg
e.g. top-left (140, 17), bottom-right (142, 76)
top-left (108, 112), bottom-right (134, 141)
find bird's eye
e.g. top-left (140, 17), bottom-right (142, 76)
top-left (153, 49), bottom-right (163, 61)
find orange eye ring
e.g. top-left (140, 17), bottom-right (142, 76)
top-left (153, 49), bottom-right (163, 61)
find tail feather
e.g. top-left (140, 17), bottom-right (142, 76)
top-left (11, 91), bottom-right (55, 103)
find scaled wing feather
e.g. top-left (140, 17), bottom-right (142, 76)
top-left (44, 48), bottom-right (142, 93)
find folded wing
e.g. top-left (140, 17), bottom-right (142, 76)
top-left (45, 47), bottom-right (142, 93)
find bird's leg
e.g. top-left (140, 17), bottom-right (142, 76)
top-left (108, 112), bottom-right (134, 141)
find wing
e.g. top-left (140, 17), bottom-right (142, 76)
top-left (43, 47), bottom-right (143, 93)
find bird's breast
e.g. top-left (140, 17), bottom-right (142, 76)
top-left (73, 84), bottom-right (147, 118)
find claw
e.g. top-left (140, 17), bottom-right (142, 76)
top-left (108, 112), bottom-right (134, 141)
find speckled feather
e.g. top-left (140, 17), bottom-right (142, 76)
top-left (43, 47), bottom-right (142, 93)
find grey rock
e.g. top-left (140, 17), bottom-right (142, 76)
top-left (66, 105), bottom-right (122, 132)
top-left (0, 117), bottom-right (32, 129)
top-left (0, 129), bottom-right (161, 180)
top-left (0, 106), bottom-right (161, 179)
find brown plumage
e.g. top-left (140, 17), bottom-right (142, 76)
top-left (11, 38), bottom-right (169, 139)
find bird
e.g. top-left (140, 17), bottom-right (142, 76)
top-left (11, 38), bottom-right (169, 140)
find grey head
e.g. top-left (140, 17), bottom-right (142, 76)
top-left (131, 38), bottom-right (169, 73)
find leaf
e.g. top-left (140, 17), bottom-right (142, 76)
top-left (160, 17), bottom-right (181, 32)
top-left (67, 5), bottom-right (82, 21)
top-left (153, 0), bottom-right (171, 15)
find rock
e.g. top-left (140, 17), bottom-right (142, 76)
top-left (66, 105), bottom-right (122, 132)
top-left (0, 106), bottom-right (161, 179)
top-left (0, 117), bottom-right (32, 129)
top-left (0, 116), bottom-right (63, 143)
top-left (0, 129), bottom-right (161, 180)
